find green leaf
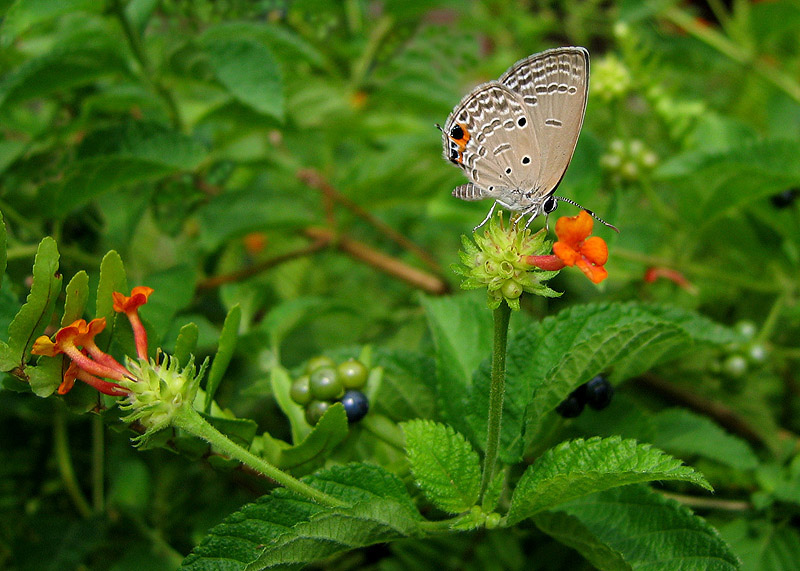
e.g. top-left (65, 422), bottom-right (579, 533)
top-left (173, 322), bottom-right (199, 367)
top-left (0, 237), bottom-right (62, 371)
top-left (44, 122), bottom-right (207, 213)
top-left (506, 436), bottom-right (711, 524)
top-left (536, 485), bottom-right (740, 570)
top-left (402, 419), bottom-right (481, 514)
top-left (421, 294), bottom-right (492, 441)
top-left (719, 519), bottom-right (800, 571)
top-left (261, 297), bottom-right (332, 355)
top-left (652, 409), bottom-right (759, 470)
top-left (61, 271), bottom-right (89, 326)
top-left (203, 37), bottom-right (284, 120)
top-left (182, 463), bottom-right (420, 570)
top-left (204, 304), bottom-right (241, 413)
top-left (28, 355), bottom-right (65, 397)
top-left (94, 250), bottom-right (126, 352)
top-left (261, 403), bottom-right (349, 472)
top-left (271, 365), bottom-right (311, 445)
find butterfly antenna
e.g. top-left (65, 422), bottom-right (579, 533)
top-left (556, 196), bottom-right (620, 233)
top-left (434, 123), bottom-right (444, 132)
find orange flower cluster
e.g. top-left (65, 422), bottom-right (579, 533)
top-left (524, 210), bottom-right (610, 284)
top-left (32, 286), bottom-right (154, 396)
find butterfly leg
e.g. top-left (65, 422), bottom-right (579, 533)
top-left (522, 206), bottom-right (542, 230)
top-left (473, 202), bottom-right (498, 231)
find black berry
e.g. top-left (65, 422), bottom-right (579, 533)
top-left (585, 375), bottom-right (614, 410)
top-left (770, 188), bottom-right (798, 209)
top-left (556, 394), bottom-right (585, 418)
top-left (340, 390), bottom-right (369, 423)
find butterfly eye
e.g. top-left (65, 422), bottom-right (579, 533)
top-left (543, 196), bottom-right (558, 213)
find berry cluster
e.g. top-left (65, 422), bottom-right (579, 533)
top-left (556, 375), bottom-right (614, 418)
top-left (290, 356), bottom-right (370, 426)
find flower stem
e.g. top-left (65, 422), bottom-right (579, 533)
top-left (54, 407), bottom-right (92, 518)
top-left (171, 406), bottom-right (347, 508)
top-left (480, 302), bottom-right (511, 500)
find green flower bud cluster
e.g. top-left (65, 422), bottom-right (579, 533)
top-left (453, 212), bottom-right (560, 310)
top-left (290, 356), bottom-right (370, 425)
top-left (712, 321), bottom-right (768, 387)
top-left (600, 138), bottom-right (658, 184)
top-left (119, 354), bottom-right (208, 445)
top-left (591, 55), bottom-right (632, 103)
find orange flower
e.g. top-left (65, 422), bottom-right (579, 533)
top-left (113, 286), bottom-right (154, 360)
top-left (552, 211), bottom-right (609, 284)
top-left (32, 318), bottom-right (131, 395)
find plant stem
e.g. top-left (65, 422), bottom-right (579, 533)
top-left (479, 302), bottom-right (511, 500)
top-left (54, 407), bottom-right (92, 518)
top-left (171, 406), bottom-right (347, 508)
top-left (91, 415), bottom-right (105, 512)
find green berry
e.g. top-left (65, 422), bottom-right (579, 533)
top-left (305, 400), bottom-right (330, 426)
top-left (309, 366), bottom-right (344, 400)
top-left (338, 359), bottom-right (369, 389)
top-left (501, 280), bottom-right (522, 300)
top-left (289, 375), bottom-right (311, 405)
top-left (306, 355), bottom-right (337, 374)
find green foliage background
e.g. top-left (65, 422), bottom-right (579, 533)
top-left (1, 0), bottom-right (800, 569)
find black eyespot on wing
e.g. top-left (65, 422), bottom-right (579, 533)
top-left (505, 167), bottom-right (512, 174)
top-left (517, 117), bottom-right (527, 127)
top-left (522, 156), bottom-right (530, 164)
top-left (450, 124), bottom-right (464, 140)
top-left (488, 186), bottom-right (494, 191)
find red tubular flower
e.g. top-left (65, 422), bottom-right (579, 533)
top-left (552, 211), bottom-right (609, 284)
top-left (112, 286), bottom-right (154, 360)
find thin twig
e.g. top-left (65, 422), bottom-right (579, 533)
top-left (298, 169), bottom-right (444, 275)
top-left (657, 490), bottom-right (752, 512)
top-left (303, 227), bottom-right (449, 294)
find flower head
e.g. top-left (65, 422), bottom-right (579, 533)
top-left (453, 212), bottom-right (561, 310)
top-left (524, 210), bottom-right (611, 284)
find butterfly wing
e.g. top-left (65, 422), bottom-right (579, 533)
top-left (443, 82), bottom-right (541, 210)
top-left (499, 47), bottom-right (589, 200)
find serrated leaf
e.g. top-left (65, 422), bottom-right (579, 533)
top-left (421, 294), bottom-right (492, 441)
top-left (402, 419), bottom-right (481, 514)
top-left (203, 38), bottom-right (283, 120)
top-left (271, 365), bottom-right (311, 445)
top-left (538, 485), bottom-right (740, 570)
top-left (0, 237), bottom-right (62, 371)
top-left (94, 250), bottom-right (126, 353)
top-left (534, 511), bottom-right (630, 570)
top-left (507, 436), bottom-right (711, 524)
top-left (61, 271), bottom-right (89, 326)
top-left (182, 463), bottom-right (420, 570)
top-left (204, 304), bottom-right (241, 412)
top-left (264, 403), bottom-right (349, 472)
top-left (173, 322), bottom-right (199, 367)
top-left (652, 409), bottom-right (759, 470)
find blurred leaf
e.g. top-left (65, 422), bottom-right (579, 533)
top-left (371, 348), bottom-right (436, 421)
top-left (402, 419), bottom-right (481, 514)
top-left (0, 0), bottom-right (100, 44)
top-left (0, 140), bottom-right (27, 176)
top-left (719, 519), bottom-right (800, 571)
top-left (652, 408), bottom-right (759, 470)
top-left (0, 237), bottom-right (62, 371)
top-left (0, 210), bottom-right (5, 289)
top-left (202, 37), bottom-right (283, 120)
top-left (44, 122), bottom-right (207, 213)
top-left (537, 485), bottom-right (740, 570)
top-left (204, 304), bottom-right (241, 412)
top-left (507, 436), bottom-right (711, 524)
top-left (262, 297), bottom-right (332, 355)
